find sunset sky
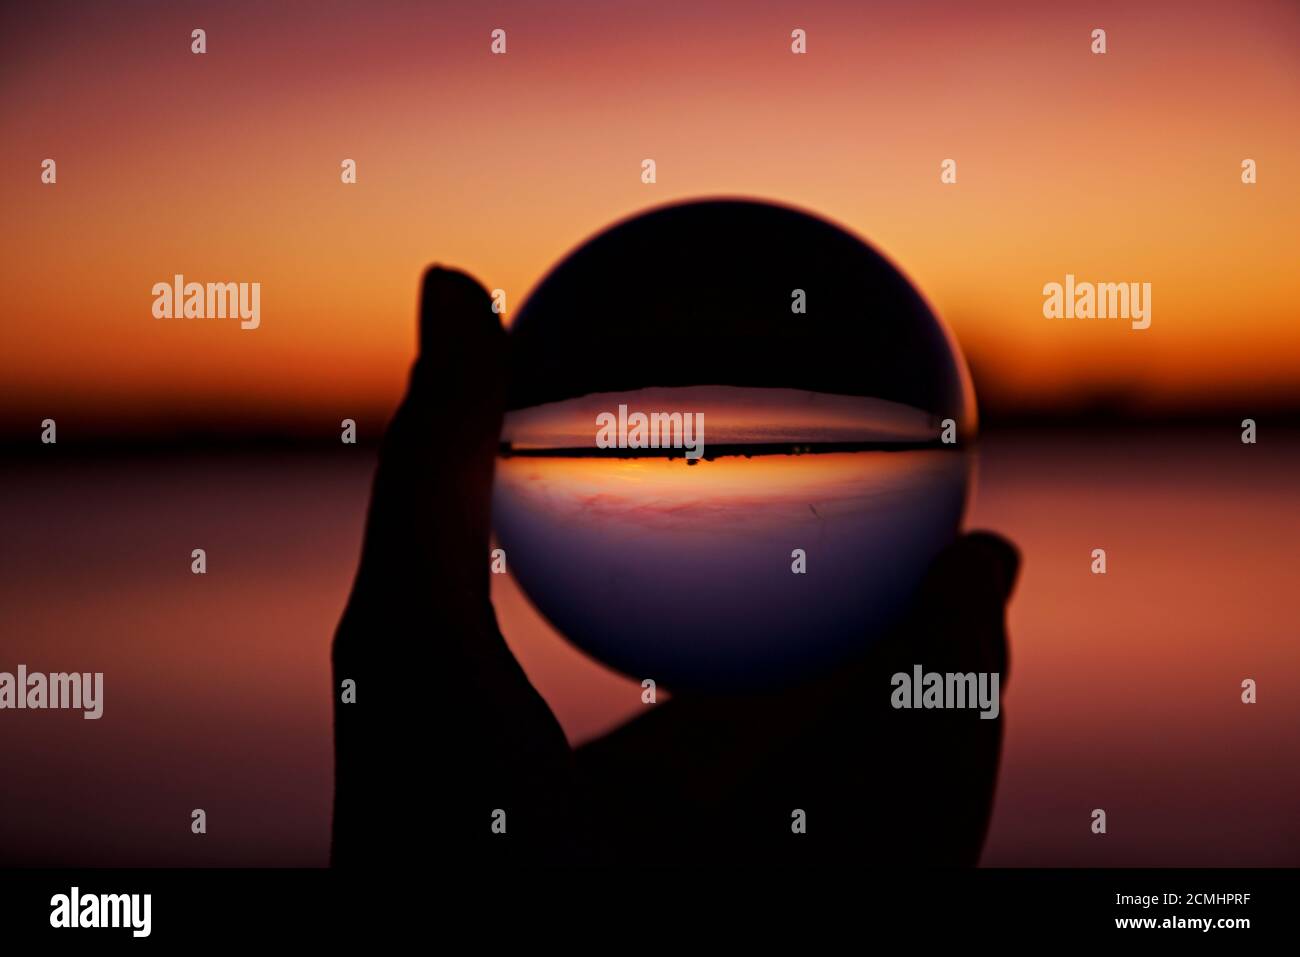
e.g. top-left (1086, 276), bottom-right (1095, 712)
top-left (2, 1), bottom-right (1297, 870)
top-left (2, 0), bottom-right (1298, 438)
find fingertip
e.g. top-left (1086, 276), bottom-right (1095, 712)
top-left (418, 266), bottom-right (502, 362)
top-left (904, 530), bottom-right (1017, 682)
top-left (925, 531), bottom-right (1020, 601)
top-left (420, 264), bottom-right (490, 307)
top-left (961, 530), bottom-right (1021, 602)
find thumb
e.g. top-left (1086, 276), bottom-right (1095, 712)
top-left (347, 266), bottom-right (505, 613)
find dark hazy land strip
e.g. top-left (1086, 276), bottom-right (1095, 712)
top-left (498, 440), bottom-right (956, 461)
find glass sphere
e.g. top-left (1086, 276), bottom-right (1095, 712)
top-left (493, 199), bottom-right (975, 691)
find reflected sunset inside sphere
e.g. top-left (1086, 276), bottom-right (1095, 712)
top-left (493, 200), bottom-right (975, 690)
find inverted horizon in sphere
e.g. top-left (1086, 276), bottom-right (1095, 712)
top-left (502, 385), bottom-right (950, 452)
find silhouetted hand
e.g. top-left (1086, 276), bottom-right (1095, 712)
top-left (332, 267), bottom-right (1019, 867)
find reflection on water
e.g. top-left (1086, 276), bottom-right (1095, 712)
top-left (492, 450), bottom-right (969, 690)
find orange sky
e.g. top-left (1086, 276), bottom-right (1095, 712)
top-left (2, 0), bottom-right (1298, 436)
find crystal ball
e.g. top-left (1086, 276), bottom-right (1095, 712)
top-left (493, 199), bottom-right (975, 691)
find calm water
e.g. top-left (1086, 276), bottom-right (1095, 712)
top-left (1, 430), bottom-right (1297, 865)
